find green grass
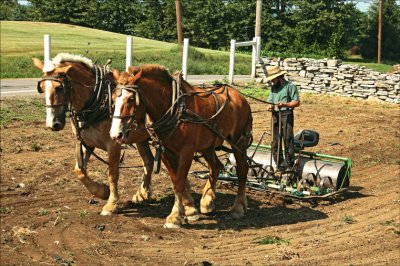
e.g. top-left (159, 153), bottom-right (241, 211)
top-left (240, 86), bottom-right (270, 100)
top-left (341, 215), bottom-right (356, 224)
top-left (38, 208), bottom-right (49, 216)
top-left (342, 60), bottom-right (393, 73)
top-left (1, 21), bottom-right (252, 78)
top-left (254, 236), bottom-right (291, 245)
top-left (264, 51), bottom-right (394, 73)
top-left (79, 209), bottom-right (89, 219)
top-left (0, 97), bottom-right (45, 126)
top-left (0, 206), bottom-right (14, 214)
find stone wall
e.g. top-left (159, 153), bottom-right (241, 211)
top-left (256, 58), bottom-right (400, 104)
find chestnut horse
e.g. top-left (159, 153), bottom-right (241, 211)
top-left (110, 65), bottom-right (253, 228)
top-left (32, 53), bottom-right (154, 215)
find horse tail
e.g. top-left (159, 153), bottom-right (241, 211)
top-left (244, 112), bottom-right (253, 149)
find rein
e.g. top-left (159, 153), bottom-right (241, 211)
top-left (148, 83), bottom-right (230, 136)
top-left (71, 64), bottom-right (113, 129)
top-left (70, 63), bottom-right (114, 166)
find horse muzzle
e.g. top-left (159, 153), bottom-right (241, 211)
top-left (46, 107), bottom-right (66, 131)
top-left (110, 119), bottom-right (131, 144)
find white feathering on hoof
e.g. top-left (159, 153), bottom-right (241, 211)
top-left (163, 223), bottom-right (181, 229)
top-left (100, 210), bottom-right (113, 216)
top-left (186, 214), bottom-right (200, 222)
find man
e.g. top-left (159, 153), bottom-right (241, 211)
top-left (266, 65), bottom-right (300, 172)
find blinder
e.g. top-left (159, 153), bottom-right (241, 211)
top-left (114, 84), bottom-right (140, 107)
top-left (37, 75), bottom-right (71, 107)
top-left (112, 84), bottom-right (141, 122)
top-left (37, 75), bottom-right (69, 94)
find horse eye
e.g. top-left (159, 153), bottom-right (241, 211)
top-left (128, 96), bottom-right (135, 102)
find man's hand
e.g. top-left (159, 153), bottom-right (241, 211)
top-left (277, 102), bottom-right (286, 109)
top-left (267, 104), bottom-right (273, 111)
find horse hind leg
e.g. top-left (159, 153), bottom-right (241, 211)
top-left (74, 143), bottom-right (110, 200)
top-left (230, 139), bottom-right (249, 219)
top-left (132, 141), bottom-right (154, 204)
top-left (200, 148), bottom-right (224, 214)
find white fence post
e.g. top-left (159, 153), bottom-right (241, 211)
top-left (182, 38), bottom-right (189, 80)
top-left (126, 36), bottom-right (133, 71)
top-left (229, 37), bottom-right (260, 83)
top-left (229, 39), bottom-right (236, 84)
top-left (251, 37), bottom-right (257, 79)
top-left (44, 34), bottom-right (51, 66)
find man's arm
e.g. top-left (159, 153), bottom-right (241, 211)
top-left (278, 100), bottom-right (300, 109)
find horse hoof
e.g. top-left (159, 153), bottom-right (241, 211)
top-left (200, 197), bottom-right (215, 214)
top-left (163, 223), bottom-right (181, 229)
top-left (200, 204), bottom-right (215, 214)
top-left (132, 192), bottom-right (150, 204)
top-left (186, 214), bottom-right (200, 222)
top-left (231, 212), bottom-right (244, 220)
top-left (100, 210), bottom-right (113, 216)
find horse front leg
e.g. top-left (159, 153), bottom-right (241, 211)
top-left (100, 145), bottom-right (121, 215)
top-left (74, 142), bottom-right (110, 200)
top-left (162, 150), bottom-right (198, 228)
top-left (200, 148), bottom-right (224, 214)
top-left (132, 141), bottom-right (154, 204)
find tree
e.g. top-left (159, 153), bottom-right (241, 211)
top-left (360, 0), bottom-right (400, 61)
top-left (0, 0), bottom-right (32, 20)
top-left (288, 0), bottom-right (363, 57)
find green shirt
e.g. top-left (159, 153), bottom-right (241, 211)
top-left (267, 80), bottom-right (299, 111)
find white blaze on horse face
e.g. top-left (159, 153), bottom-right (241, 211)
top-left (45, 80), bottom-right (55, 127)
top-left (110, 89), bottom-right (129, 139)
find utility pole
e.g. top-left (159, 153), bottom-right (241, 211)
top-left (255, 0), bottom-right (262, 37)
top-left (377, 0), bottom-right (382, 64)
top-left (175, 0), bottom-right (183, 47)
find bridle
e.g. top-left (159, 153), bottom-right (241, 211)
top-left (112, 84), bottom-right (141, 119)
top-left (111, 84), bottom-right (143, 139)
top-left (37, 74), bottom-right (71, 108)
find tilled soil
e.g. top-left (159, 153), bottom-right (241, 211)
top-left (1, 94), bottom-right (399, 265)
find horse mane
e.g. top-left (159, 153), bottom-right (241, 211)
top-left (137, 64), bottom-right (172, 80)
top-left (51, 53), bottom-right (94, 69)
top-left (136, 65), bottom-right (202, 93)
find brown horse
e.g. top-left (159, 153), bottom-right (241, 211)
top-left (110, 65), bottom-right (253, 228)
top-left (32, 53), bottom-right (154, 215)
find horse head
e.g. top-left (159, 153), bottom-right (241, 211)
top-left (32, 58), bottom-right (72, 131)
top-left (110, 67), bottom-right (144, 143)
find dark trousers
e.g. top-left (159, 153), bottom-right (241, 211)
top-left (272, 110), bottom-right (295, 170)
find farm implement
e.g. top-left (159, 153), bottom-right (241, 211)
top-left (191, 129), bottom-right (352, 201)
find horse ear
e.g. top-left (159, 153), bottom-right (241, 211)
top-left (32, 58), bottom-right (44, 70)
top-left (127, 66), bottom-right (135, 74)
top-left (130, 68), bottom-right (142, 84)
top-left (55, 65), bottom-right (72, 75)
top-left (112, 69), bottom-right (120, 81)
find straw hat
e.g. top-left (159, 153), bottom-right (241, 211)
top-left (265, 65), bottom-right (287, 81)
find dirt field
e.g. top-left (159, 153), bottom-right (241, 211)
top-left (1, 93), bottom-right (399, 265)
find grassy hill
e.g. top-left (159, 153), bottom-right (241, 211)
top-left (0, 21), bottom-right (394, 78)
top-left (0, 21), bottom-right (252, 78)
